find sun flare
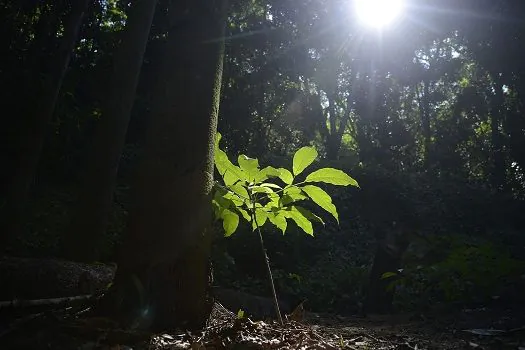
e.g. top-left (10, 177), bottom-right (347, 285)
top-left (354, 0), bottom-right (404, 28)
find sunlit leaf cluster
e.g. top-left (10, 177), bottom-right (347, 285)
top-left (212, 133), bottom-right (359, 237)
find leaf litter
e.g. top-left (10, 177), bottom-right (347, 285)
top-left (1, 298), bottom-right (525, 350)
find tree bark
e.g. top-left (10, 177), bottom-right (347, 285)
top-left (63, 0), bottom-right (159, 262)
top-left (95, 0), bottom-right (228, 331)
top-left (1, 0), bottom-right (90, 251)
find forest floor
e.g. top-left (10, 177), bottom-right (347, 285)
top-left (1, 256), bottom-right (524, 349)
top-left (0, 300), bottom-right (524, 350)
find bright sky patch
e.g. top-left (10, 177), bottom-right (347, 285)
top-left (354, 0), bottom-right (404, 28)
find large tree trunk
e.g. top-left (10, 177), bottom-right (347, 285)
top-left (95, 0), bottom-right (228, 331)
top-left (1, 0), bottom-right (90, 251)
top-left (63, 0), bottom-right (159, 262)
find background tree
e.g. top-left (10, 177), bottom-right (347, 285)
top-left (1, 0), bottom-right (90, 250)
top-left (63, 0), bottom-right (158, 262)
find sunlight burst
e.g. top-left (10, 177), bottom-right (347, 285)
top-left (354, 0), bottom-right (404, 28)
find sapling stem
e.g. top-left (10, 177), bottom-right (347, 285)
top-left (250, 193), bottom-right (283, 324)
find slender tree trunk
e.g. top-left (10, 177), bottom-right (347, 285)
top-left (95, 0), bottom-right (228, 331)
top-left (332, 94), bottom-right (353, 157)
top-left (421, 78), bottom-right (432, 168)
top-left (354, 83), bottom-right (371, 165)
top-left (507, 107), bottom-right (525, 174)
top-left (511, 83), bottom-right (525, 173)
top-left (326, 94), bottom-right (339, 159)
top-left (1, 0), bottom-right (89, 251)
top-left (365, 223), bottom-right (410, 314)
top-left (63, 0), bottom-right (159, 262)
top-left (490, 82), bottom-right (506, 190)
top-left (304, 87), bottom-right (328, 143)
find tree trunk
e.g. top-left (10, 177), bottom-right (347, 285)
top-left (332, 94), bottom-right (353, 159)
top-left (1, 0), bottom-right (90, 251)
top-left (490, 81), bottom-right (506, 190)
top-left (63, 0), bottom-right (159, 262)
top-left (507, 107), bottom-right (525, 175)
top-left (508, 81), bottom-right (525, 173)
top-left (421, 78), bottom-right (432, 168)
top-left (94, 0), bottom-right (228, 331)
top-left (365, 223), bottom-right (410, 314)
top-left (326, 94), bottom-right (339, 159)
top-left (354, 81), bottom-right (373, 165)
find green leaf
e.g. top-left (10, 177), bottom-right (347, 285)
top-left (237, 207), bottom-right (251, 222)
top-left (214, 133), bottom-right (248, 185)
top-left (237, 309), bottom-right (245, 319)
top-left (283, 186), bottom-right (308, 202)
top-left (213, 190), bottom-right (232, 209)
top-left (238, 155), bottom-right (260, 181)
top-left (280, 194), bottom-right (294, 206)
top-left (230, 183), bottom-right (249, 199)
top-left (254, 166), bottom-right (281, 183)
top-left (280, 189), bottom-right (308, 207)
top-left (215, 148), bottom-right (247, 186)
top-left (223, 191), bottom-right (244, 206)
top-left (265, 195), bottom-right (281, 211)
top-left (284, 206), bottom-right (313, 235)
top-left (301, 185), bottom-right (339, 223)
top-left (222, 208), bottom-right (239, 237)
top-left (278, 168), bottom-right (294, 185)
top-left (250, 185), bottom-right (275, 195)
top-left (295, 205), bottom-right (325, 225)
top-left (292, 146), bottom-right (318, 176)
top-left (251, 208), bottom-right (268, 230)
top-left (215, 132), bottom-right (222, 148)
top-left (213, 189), bottom-right (243, 221)
top-left (259, 182), bottom-right (282, 189)
top-left (268, 212), bottom-right (287, 234)
top-left (381, 271), bottom-right (398, 280)
top-left (305, 168), bottom-right (359, 187)
top-left (288, 273), bottom-right (302, 283)
top-left (211, 199), bottom-right (221, 219)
